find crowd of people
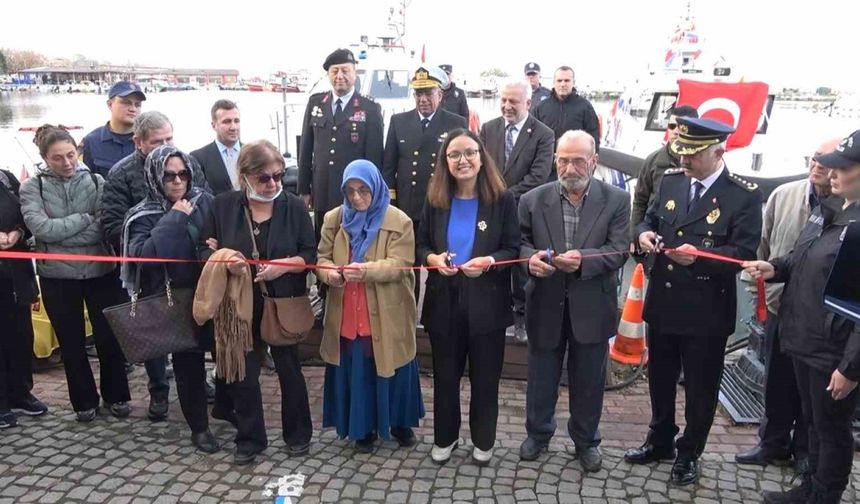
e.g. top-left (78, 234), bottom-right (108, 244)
top-left (0, 47), bottom-right (858, 503)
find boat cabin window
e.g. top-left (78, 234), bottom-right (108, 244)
top-left (367, 70), bottom-right (410, 99)
top-left (644, 93), bottom-right (680, 132)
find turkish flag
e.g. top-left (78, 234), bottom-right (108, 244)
top-left (676, 80), bottom-right (769, 150)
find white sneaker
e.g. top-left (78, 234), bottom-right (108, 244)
top-left (472, 445), bottom-right (493, 466)
top-left (431, 440), bottom-right (458, 464)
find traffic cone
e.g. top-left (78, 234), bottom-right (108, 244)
top-left (609, 263), bottom-right (648, 365)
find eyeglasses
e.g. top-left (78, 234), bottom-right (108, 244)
top-left (345, 187), bottom-right (372, 198)
top-left (446, 149), bottom-right (480, 162)
top-left (667, 123), bottom-right (678, 130)
top-left (254, 171), bottom-right (285, 184)
top-left (555, 155), bottom-right (592, 169)
top-left (162, 170), bottom-right (190, 183)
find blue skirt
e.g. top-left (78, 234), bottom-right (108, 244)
top-left (323, 337), bottom-right (425, 441)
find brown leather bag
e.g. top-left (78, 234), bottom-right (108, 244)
top-left (245, 208), bottom-right (314, 346)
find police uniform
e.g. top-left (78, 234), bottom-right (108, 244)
top-left (298, 48), bottom-right (384, 239)
top-left (438, 64), bottom-right (470, 120)
top-left (80, 81), bottom-right (146, 178)
top-left (524, 62), bottom-right (551, 114)
top-left (626, 117), bottom-right (763, 484)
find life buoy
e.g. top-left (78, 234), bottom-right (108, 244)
top-left (468, 110), bottom-right (481, 134)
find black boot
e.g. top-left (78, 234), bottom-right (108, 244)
top-left (761, 473), bottom-right (811, 504)
top-left (806, 477), bottom-right (845, 504)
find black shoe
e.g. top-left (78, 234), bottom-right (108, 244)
top-left (513, 319), bottom-right (528, 344)
top-left (518, 437), bottom-right (548, 461)
top-left (808, 477), bottom-right (844, 504)
top-left (234, 448), bottom-right (262, 466)
top-left (670, 457), bottom-right (699, 486)
top-left (762, 475), bottom-right (812, 504)
top-left (0, 411), bottom-right (17, 429)
top-left (10, 394), bottom-right (48, 416)
top-left (391, 426), bottom-right (416, 447)
top-left (75, 408), bottom-right (98, 423)
top-left (735, 445), bottom-right (792, 467)
top-left (575, 446), bottom-right (603, 473)
top-left (191, 431), bottom-right (220, 454)
top-left (355, 432), bottom-right (378, 454)
top-left (211, 406), bottom-right (238, 428)
top-left (793, 456), bottom-right (812, 477)
top-left (286, 442), bottom-right (310, 457)
top-left (147, 395), bottom-right (168, 421)
top-left (104, 401), bottom-right (130, 419)
top-left (624, 442), bottom-right (677, 464)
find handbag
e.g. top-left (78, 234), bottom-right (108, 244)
top-left (245, 208), bottom-right (314, 346)
top-left (103, 265), bottom-right (199, 363)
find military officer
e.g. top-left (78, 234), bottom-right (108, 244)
top-left (624, 117), bottom-right (763, 486)
top-left (382, 66), bottom-right (467, 301)
top-left (438, 64), bottom-right (470, 121)
top-left (299, 48), bottom-right (384, 240)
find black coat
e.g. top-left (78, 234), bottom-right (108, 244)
top-left (199, 190), bottom-right (316, 298)
top-left (0, 170), bottom-right (37, 306)
top-left (533, 90), bottom-right (601, 149)
top-left (635, 168), bottom-right (763, 336)
top-left (440, 85), bottom-right (469, 120)
top-left (191, 142), bottom-right (233, 195)
top-left (772, 201), bottom-right (860, 380)
top-left (298, 91), bottom-right (384, 214)
top-left (479, 115), bottom-right (555, 199)
top-left (382, 109), bottom-right (468, 221)
top-left (417, 190), bottom-right (519, 335)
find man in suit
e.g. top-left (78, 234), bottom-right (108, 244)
top-left (383, 66), bottom-right (468, 302)
top-left (438, 64), bottom-right (469, 121)
top-left (480, 80), bottom-right (554, 342)
top-left (625, 117), bottom-right (763, 486)
top-left (299, 48), bottom-right (384, 241)
top-left (518, 130), bottom-right (630, 471)
top-left (191, 99), bottom-right (241, 195)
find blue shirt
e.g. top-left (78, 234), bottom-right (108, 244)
top-left (447, 197), bottom-right (478, 266)
top-left (81, 122), bottom-right (135, 179)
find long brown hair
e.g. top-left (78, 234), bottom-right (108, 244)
top-left (236, 140), bottom-right (285, 191)
top-left (426, 128), bottom-right (506, 209)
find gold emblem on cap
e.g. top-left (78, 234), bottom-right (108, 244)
top-left (706, 208), bottom-right (721, 224)
top-left (415, 70), bottom-right (429, 81)
top-left (679, 124), bottom-right (689, 134)
top-left (666, 200), bottom-right (676, 211)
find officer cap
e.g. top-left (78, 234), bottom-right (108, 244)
top-left (410, 66), bottom-right (447, 90)
top-left (323, 48), bottom-right (356, 71)
top-left (814, 130), bottom-right (860, 169)
top-left (439, 64), bottom-right (453, 75)
top-left (524, 62), bottom-right (541, 75)
top-left (670, 117), bottom-right (735, 156)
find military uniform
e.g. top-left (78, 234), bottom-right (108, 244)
top-left (524, 62), bottom-right (551, 113)
top-left (627, 117), bottom-right (763, 484)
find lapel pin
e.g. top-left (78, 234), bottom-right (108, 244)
top-left (477, 220), bottom-right (487, 232)
top-left (666, 200), bottom-right (676, 211)
top-left (706, 208), bottom-right (721, 224)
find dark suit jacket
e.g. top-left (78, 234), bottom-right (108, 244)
top-left (479, 115), bottom-right (555, 199)
top-left (417, 190), bottom-right (520, 335)
top-left (635, 168), bottom-right (762, 335)
top-left (191, 141), bottom-right (233, 195)
top-left (382, 109), bottom-right (468, 221)
top-left (298, 91), bottom-right (384, 213)
top-left (519, 179), bottom-right (630, 348)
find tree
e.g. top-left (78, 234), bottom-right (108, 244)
top-left (0, 50), bottom-right (7, 74)
top-left (3, 49), bottom-right (47, 73)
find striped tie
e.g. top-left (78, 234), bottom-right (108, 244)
top-left (505, 123), bottom-right (517, 165)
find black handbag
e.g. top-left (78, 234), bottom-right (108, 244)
top-left (103, 265), bottom-right (198, 363)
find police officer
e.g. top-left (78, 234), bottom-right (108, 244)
top-left (438, 64), bottom-right (469, 121)
top-left (524, 62), bottom-right (551, 114)
top-left (624, 117), bottom-right (763, 486)
top-left (299, 48), bottom-right (384, 240)
top-left (382, 66), bottom-right (467, 301)
top-left (81, 81), bottom-right (145, 178)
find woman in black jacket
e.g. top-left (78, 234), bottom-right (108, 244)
top-left (0, 169), bottom-right (47, 429)
top-left (417, 128), bottom-right (520, 465)
top-left (123, 145), bottom-right (218, 453)
top-left (200, 140), bottom-right (315, 465)
top-left (745, 130), bottom-right (860, 504)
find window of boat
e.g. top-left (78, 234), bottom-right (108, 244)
top-left (368, 70), bottom-right (410, 99)
top-left (644, 92), bottom-right (679, 131)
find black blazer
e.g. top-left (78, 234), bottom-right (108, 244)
top-left (519, 179), bottom-right (630, 348)
top-left (191, 141), bottom-right (233, 195)
top-left (417, 190), bottom-right (520, 335)
top-left (199, 190), bottom-right (316, 297)
top-left (479, 115), bottom-right (555, 199)
top-left (382, 108), bottom-right (468, 221)
top-left (0, 169), bottom-right (37, 306)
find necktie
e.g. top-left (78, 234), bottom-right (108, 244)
top-left (690, 181), bottom-right (704, 207)
top-left (504, 123), bottom-right (517, 165)
top-left (421, 117), bottom-right (430, 128)
top-left (225, 149), bottom-right (238, 187)
top-left (334, 98), bottom-right (343, 117)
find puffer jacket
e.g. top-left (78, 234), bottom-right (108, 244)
top-left (19, 166), bottom-right (115, 280)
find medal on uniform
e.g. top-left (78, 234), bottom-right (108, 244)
top-left (702, 237), bottom-right (715, 248)
top-left (706, 208), bottom-right (721, 224)
top-left (665, 200), bottom-right (676, 211)
top-left (350, 111), bottom-right (366, 122)
top-left (311, 106), bottom-right (323, 118)
top-left (477, 221), bottom-right (487, 232)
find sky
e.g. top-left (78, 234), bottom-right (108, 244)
top-left (2, 0), bottom-right (857, 92)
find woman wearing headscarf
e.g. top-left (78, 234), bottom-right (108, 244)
top-left (123, 144), bottom-right (218, 453)
top-left (317, 159), bottom-right (424, 454)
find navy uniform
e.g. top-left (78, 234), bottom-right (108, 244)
top-left (80, 81), bottom-right (145, 178)
top-left (625, 117), bottom-right (763, 485)
top-left (438, 64), bottom-right (470, 121)
top-left (298, 48), bottom-right (384, 239)
top-left (524, 62), bottom-right (551, 114)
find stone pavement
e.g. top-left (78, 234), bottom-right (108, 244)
top-left (2, 363), bottom-right (858, 503)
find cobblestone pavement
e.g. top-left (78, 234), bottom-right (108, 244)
top-left (1, 363), bottom-right (858, 503)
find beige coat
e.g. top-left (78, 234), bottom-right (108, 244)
top-left (317, 205), bottom-right (416, 378)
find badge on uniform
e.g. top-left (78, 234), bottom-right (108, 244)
top-left (701, 237), bottom-right (715, 248)
top-left (311, 106), bottom-right (323, 118)
top-left (706, 208), bottom-right (721, 224)
top-left (350, 132), bottom-right (359, 144)
top-left (438, 132), bottom-right (448, 143)
top-left (477, 220), bottom-right (487, 232)
top-left (350, 111), bottom-right (366, 123)
top-left (665, 200), bottom-right (676, 211)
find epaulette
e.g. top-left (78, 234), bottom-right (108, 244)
top-left (360, 94), bottom-right (376, 103)
top-left (310, 91), bottom-right (328, 100)
top-left (664, 168), bottom-right (685, 175)
top-left (727, 172), bottom-right (758, 192)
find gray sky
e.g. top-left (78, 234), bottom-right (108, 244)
top-left (2, 0), bottom-right (856, 91)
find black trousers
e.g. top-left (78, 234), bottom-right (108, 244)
top-left (511, 263), bottom-right (527, 320)
top-left (411, 220), bottom-right (423, 305)
top-left (793, 358), bottom-right (860, 493)
top-left (40, 273), bottom-right (130, 412)
top-left (172, 351), bottom-right (209, 434)
top-left (758, 314), bottom-right (807, 458)
top-left (428, 280), bottom-right (505, 451)
top-left (646, 325), bottom-right (729, 459)
top-left (526, 305), bottom-right (607, 448)
top-left (0, 279), bottom-right (34, 412)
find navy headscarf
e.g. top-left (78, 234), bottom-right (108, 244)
top-left (340, 160), bottom-right (390, 262)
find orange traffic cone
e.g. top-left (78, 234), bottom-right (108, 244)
top-left (609, 263), bottom-right (648, 365)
